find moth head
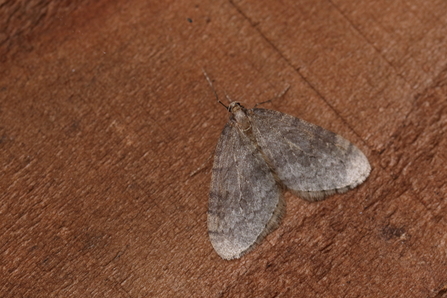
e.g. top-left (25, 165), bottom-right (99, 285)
top-left (228, 102), bottom-right (251, 131)
top-left (228, 101), bottom-right (243, 113)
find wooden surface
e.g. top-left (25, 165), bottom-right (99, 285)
top-left (1, 0), bottom-right (447, 297)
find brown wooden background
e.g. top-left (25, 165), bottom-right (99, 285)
top-left (1, 0), bottom-right (447, 297)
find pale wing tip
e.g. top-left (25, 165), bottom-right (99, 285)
top-left (208, 234), bottom-right (250, 260)
top-left (208, 213), bottom-right (252, 259)
top-left (208, 195), bottom-right (286, 260)
top-left (294, 149), bottom-right (371, 202)
top-left (345, 147), bottom-right (371, 188)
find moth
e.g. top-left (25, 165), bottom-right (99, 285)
top-left (205, 72), bottom-right (371, 260)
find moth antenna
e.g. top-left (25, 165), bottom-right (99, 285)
top-left (254, 85), bottom-right (291, 108)
top-left (223, 90), bottom-right (234, 104)
top-left (202, 68), bottom-right (228, 109)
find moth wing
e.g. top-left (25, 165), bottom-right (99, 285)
top-left (250, 108), bottom-right (371, 201)
top-left (208, 123), bottom-right (283, 260)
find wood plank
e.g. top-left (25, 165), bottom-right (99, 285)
top-left (1, 0), bottom-right (447, 297)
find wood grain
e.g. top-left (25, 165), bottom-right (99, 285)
top-left (1, 0), bottom-right (447, 297)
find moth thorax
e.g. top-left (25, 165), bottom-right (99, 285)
top-left (229, 102), bottom-right (251, 131)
